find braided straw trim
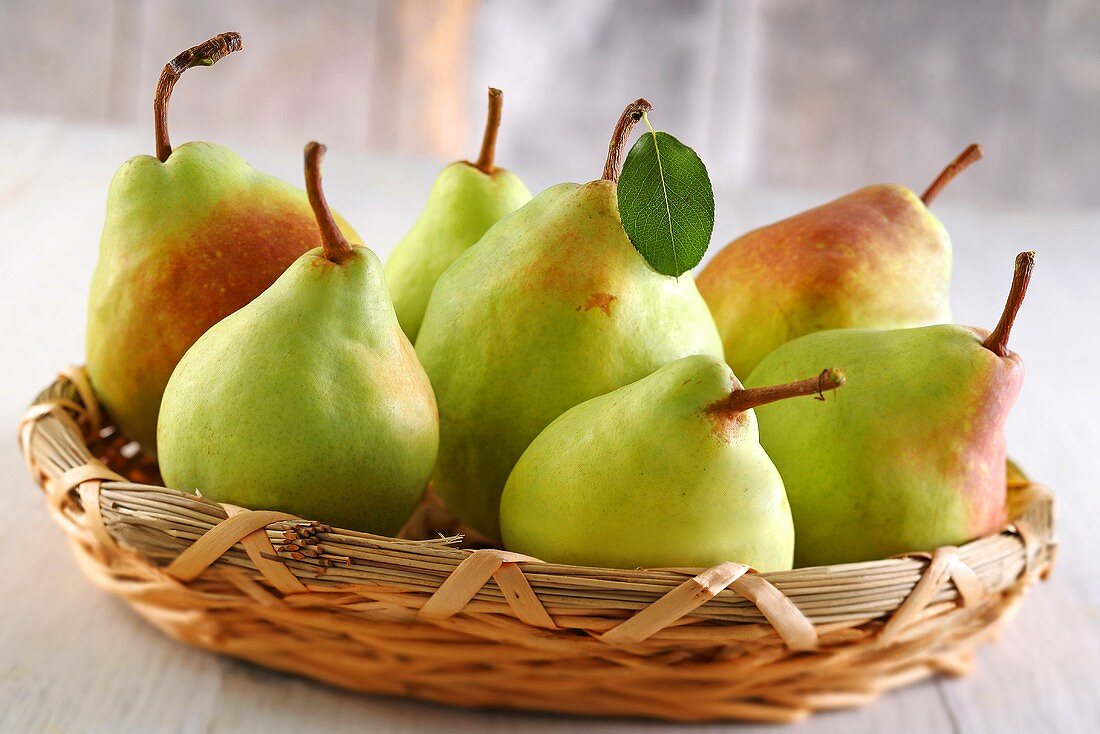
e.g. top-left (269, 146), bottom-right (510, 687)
top-left (419, 549), bottom-right (557, 628)
top-left (18, 367), bottom-right (1057, 723)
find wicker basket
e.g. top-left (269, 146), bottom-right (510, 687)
top-left (19, 367), bottom-right (1056, 724)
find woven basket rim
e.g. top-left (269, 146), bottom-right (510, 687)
top-left (17, 366), bottom-right (1060, 723)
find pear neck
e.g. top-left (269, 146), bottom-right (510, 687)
top-left (154, 32), bottom-right (242, 162)
top-left (920, 143), bottom-right (983, 206)
top-left (982, 251), bottom-right (1035, 357)
top-left (474, 88), bottom-right (503, 174)
top-left (601, 98), bottom-right (652, 183)
top-left (303, 142), bottom-right (356, 264)
top-left (707, 369), bottom-right (845, 418)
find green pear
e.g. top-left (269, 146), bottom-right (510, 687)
top-left (500, 355), bottom-right (844, 571)
top-left (698, 145), bottom-right (983, 377)
top-left (157, 143), bottom-right (437, 535)
top-left (385, 88), bottom-right (532, 341)
top-left (747, 252), bottom-right (1034, 566)
top-left (416, 99), bottom-right (725, 539)
top-left (87, 33), bottom-right (358, 453)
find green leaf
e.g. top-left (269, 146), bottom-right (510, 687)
top-left (617, 127), bottom-right (714, 277)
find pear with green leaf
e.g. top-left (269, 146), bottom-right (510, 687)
top-left (501, 355), bottom-right (844, 571)
top-left (747, 252), bottom-right (1034, 566)
top-left (699, 145), bottom-right (982, 377)
top-left (158, 143), bottom-right (437, 535)
top-left (86, 33), bottom-right (358, 453)
top-left (416, 99), bottom-right (724, 539)
top-left (385, 88), bottom-right (531, 341)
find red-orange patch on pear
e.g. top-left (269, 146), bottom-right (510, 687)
top-left (576, 292), bottom-right (617, 316)
top-left (953, 360), bottom-right (1023, 536)
top-left (697, 185), bottom-right (938, 318)
top-left (114, 194), bottom-right (324, 408)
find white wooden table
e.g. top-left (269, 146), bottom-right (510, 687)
top-left (2, 115), bottom-right (1098, 733)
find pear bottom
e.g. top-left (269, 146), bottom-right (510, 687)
top-left (158, 248), bottom-right (438, 537)
top-left (500, 355), bottom-right (794, 572)
top-left (748, 325), bottom-right (1016, 567)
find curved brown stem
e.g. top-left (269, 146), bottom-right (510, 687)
top-left (983, 251), bottom-right (1035, 357)
top-left (154, 32), bottom-right (243, 162)
top-left (474, 87), bottom-right (503, 173)
top-left (708, 369), bottom-right (845, 417)
top-left (304, 142), bottom-right (355, 264)
top-left (920, 143), bottom-right (983, 206)
top-left (601, 98), bottom-right (653, 183)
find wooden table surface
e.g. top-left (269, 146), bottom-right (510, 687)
top-left (2, 115), bottom-right (1098, 733)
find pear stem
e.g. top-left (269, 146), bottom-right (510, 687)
top-left (474, 87), bottom-right (503, 174)
top-left (601, 98), bottom-right (653, 183)
top-left (153, 32), bottom-right (243, 162)
top-left (919, 143), bottom-right (983, 206)
top-left (982, 251), bottom-right (1035, 357)
top-left (303, 142), bottom-right (355, 264)
top-left (708, 369), bottom-right (846, 417)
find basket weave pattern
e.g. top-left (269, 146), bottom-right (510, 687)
top-left (19, 368), bottom-right (1056, 723)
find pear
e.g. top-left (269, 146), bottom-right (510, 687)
top-left (86, 32), bottom-right (358, 452)
top-left (747, 252), bottom-right (1034, 566)
top-left (698, 144), bottom-right (983, 377)
top-left (385, 88), bottom-right (532, 341)
top-left (157, 143), bottom-right (437, 535)
top-left (416, 99), bottom-right (725, 539)
top-left (500, 355), bottom-right (844, 571)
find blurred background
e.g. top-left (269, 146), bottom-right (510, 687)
top-left (3, 3), bottom-right (1100, 731)
top-left (4, 0), bottom-right (1098, 211)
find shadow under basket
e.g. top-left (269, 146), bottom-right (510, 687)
top-left (19, 367), bottom-right (1057, 724)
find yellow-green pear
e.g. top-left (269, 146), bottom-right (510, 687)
top-left (157, 143), bottom-right (437, 535)
top-left (501, 355), bottom-right (844, 571)
top-left (86, 33), bottom-right (358, 453)
top-left (698, 145), bottom-right (983, 377)
top-left (747, 252), bottom-right (1034, 566)
top-left (385, 88), bottom-right (531, 341)
top-left (416, 99), bottom-right (725, 539)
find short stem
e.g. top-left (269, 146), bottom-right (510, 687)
top-left (474, 87), bottom-right (503, 173)
top-left (601, 98), bottom-right (653, 183)
top-left (708, 369), bottom-right (846, 417)
top-left (153, 32), bottom-right (243, 162)
top-left (920, 143), bottom-right (983, 206)
top-left (982, 251), bottom-right (1035, 357)
top-left (303, 142), bottom-right (355, 263)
